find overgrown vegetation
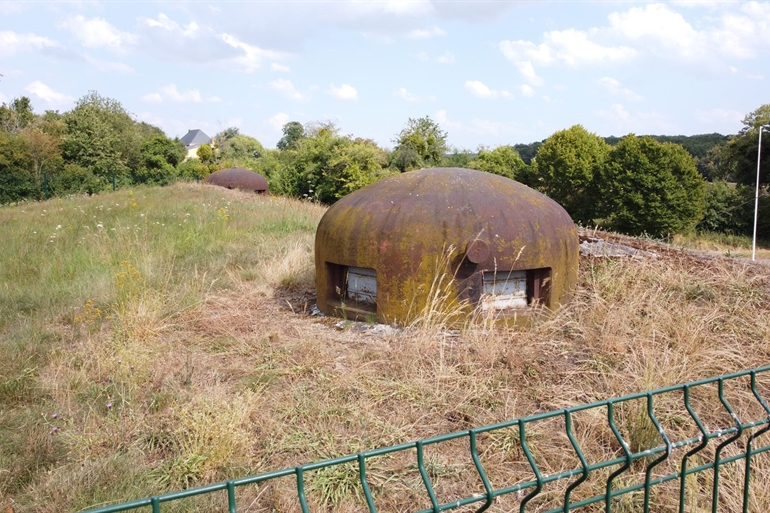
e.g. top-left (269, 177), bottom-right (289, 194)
top-left (2, 92), bottom-right (769, 239)
top-left (1, 184), bottom-right (769, 512)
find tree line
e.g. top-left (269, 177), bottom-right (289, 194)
top-left (1, 91), bottom-right (768, 239)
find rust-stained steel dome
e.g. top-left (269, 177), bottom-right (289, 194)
top-left (204, 167), bottom-right (268, 194)
top-left (315, 167), bottom-right (579, 324)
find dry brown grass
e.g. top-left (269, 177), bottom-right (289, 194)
top-left (90, 253), bottom-right (769, 511)
top-left (3, 187), bottom-right (770, 512)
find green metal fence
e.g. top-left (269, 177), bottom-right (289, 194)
top-left (83, 365), bottom-right (770, 513)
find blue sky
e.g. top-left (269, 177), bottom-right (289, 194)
top-left (1, 1), bottom-right (769, 150)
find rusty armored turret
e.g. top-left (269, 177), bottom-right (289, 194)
top-left (204, 168), bottom-right (268, 194)
top-left (315, 167), bottom-right (579, 324)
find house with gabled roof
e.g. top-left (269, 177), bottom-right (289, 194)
top-left (180, 129), bottom-right (211, 160)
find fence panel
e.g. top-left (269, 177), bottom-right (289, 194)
top-left (82, 365), bottom-right (770, 513)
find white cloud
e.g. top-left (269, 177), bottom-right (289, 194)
top-left (434, 109), bottom-right (462, 130)
top-left (267, 112), bottom-right (290, 132)
top-left (138, 13), bottom-right (289, 72)
top-left (327, 83), bottom-right (358, 100)
top-left (84, 55), bottom-right (135, 75)
top-left (0, 2), bottom-right (26, 15)
top-left (500, 29), bottom-right (635, 85)
top-left (382, 0), bottom-right (434, 16)
top-left (142, 84), bottom-right (219, 104)
top-left (0, 91), bottom-right (7, 104)
top-left (408, 25), bottom-right (446, 39)
top-left (468, 118), bottom-right (519, 137)
top-left (695, 108), bottom-right (744, 124)
top-left (271, 63), bottom-right (291, 72)
top-left (58, 15), bottom-right (137, 54)
top-left (602, 2), bottom-right (770, 65)
top-left (600, 103), bottom-right (632, 122)
top-left (436, 109), bottom-right (527, 137)
top-left (608, 4), bottom-right (707, 60)
top-left (498, 48), bottom-right (545, 87)
top-left (142, 92), bottom-right (163, 103)
top-left (269, 79), bottom-right (308, 101)
top-left (464, 80), bottom-right (512, 99)
top-left (519, 84), bottom-right (535, 98)
top-left (500, 40), bottom-right (553, 67)
top-left (411, 51), bottom-right (455, 64)
top-left (0, 31), bottom-right (59, 56)
top-left (24, 81), bottom-right (73, 106)
top-left (393, 87), bottom-right (435, 102)
top-left (595, 103), bottom-right (677, 133)
top-left (596, 77), bottom-right (642, 101)
top-left (162, 85), bottom-right (201, 103)
top-left (711, 2), bottom-right (770, 59)
top-left (394, 87), bottom-right (419, 102)
top-left (142, 13), bottom-right (200, 38)
top-left (545, 29), bottom-right (636, 67)
top-left (672, 0), bottom-right (726, 7)
top-left (221, 33), bottom-right (281, 72)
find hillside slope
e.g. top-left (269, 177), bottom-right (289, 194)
top-left (1, 183), bottom-right (769, 512)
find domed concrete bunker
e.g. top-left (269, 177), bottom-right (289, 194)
top-left (204, 167), bottom-right (269, 194)
top-left (315, 167), bottom-right (579, 324)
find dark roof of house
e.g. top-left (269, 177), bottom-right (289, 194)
top-left (180, 129), bottom-right (211, 148)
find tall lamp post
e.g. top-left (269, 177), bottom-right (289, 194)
top-left (752, 125), bottom-right (770, 261)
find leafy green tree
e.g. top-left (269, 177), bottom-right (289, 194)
top-left (445, 148), bottom-right (474, 168)
top-left (49, 163), bottom-right (103, 196)
top-left (218, 134), bottom-right (265, 165)
top-left (177, 159), bottom-right (209, 181)
top-left (132, 135), bottom-right (185, 185)
top-left (277, 121), bottom-right (305, 150)
top-left (696, 143), bottom-right (730, 181)
top-left (216, 127), bottom-right (240, 142)
top-left (21, 128), bottom-right (62, 184)
top-left (697, 180), bottom-right (751, 235)
top-left (275, 123), bottom-right (392, 203)
top-left (62, 92), bottom-right (137, 185)
top-left (599, 135), bottom-right (706, 237)
top-left (717, 104), bottom-right (770, 186)
top-left (532, 125), bottom-right (610, 225)
top-left (0, 131), bottom-right (35, 203)
top-left (39, 110), bottom-right (66, 136)
top-left (197, 143), bottom-right (213, 163)
top-left (0, 96), bottom-right (35, 134)
top-left (513, 142), bottom-right (542, 165)
top-left (390, 116), bottom-right (448, 172)
top-left (140, 136), bottom-right (186, 168)
top-left (325, 138), bottom-right (391, 201)
top-left (469, 145), bottom-right (527, 180)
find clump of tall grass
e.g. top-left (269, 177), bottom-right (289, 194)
top-left (403, 245), bottom-right (473, 330)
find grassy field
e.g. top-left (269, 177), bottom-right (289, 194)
top-left (1, 183), bottom-right (770, 512)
